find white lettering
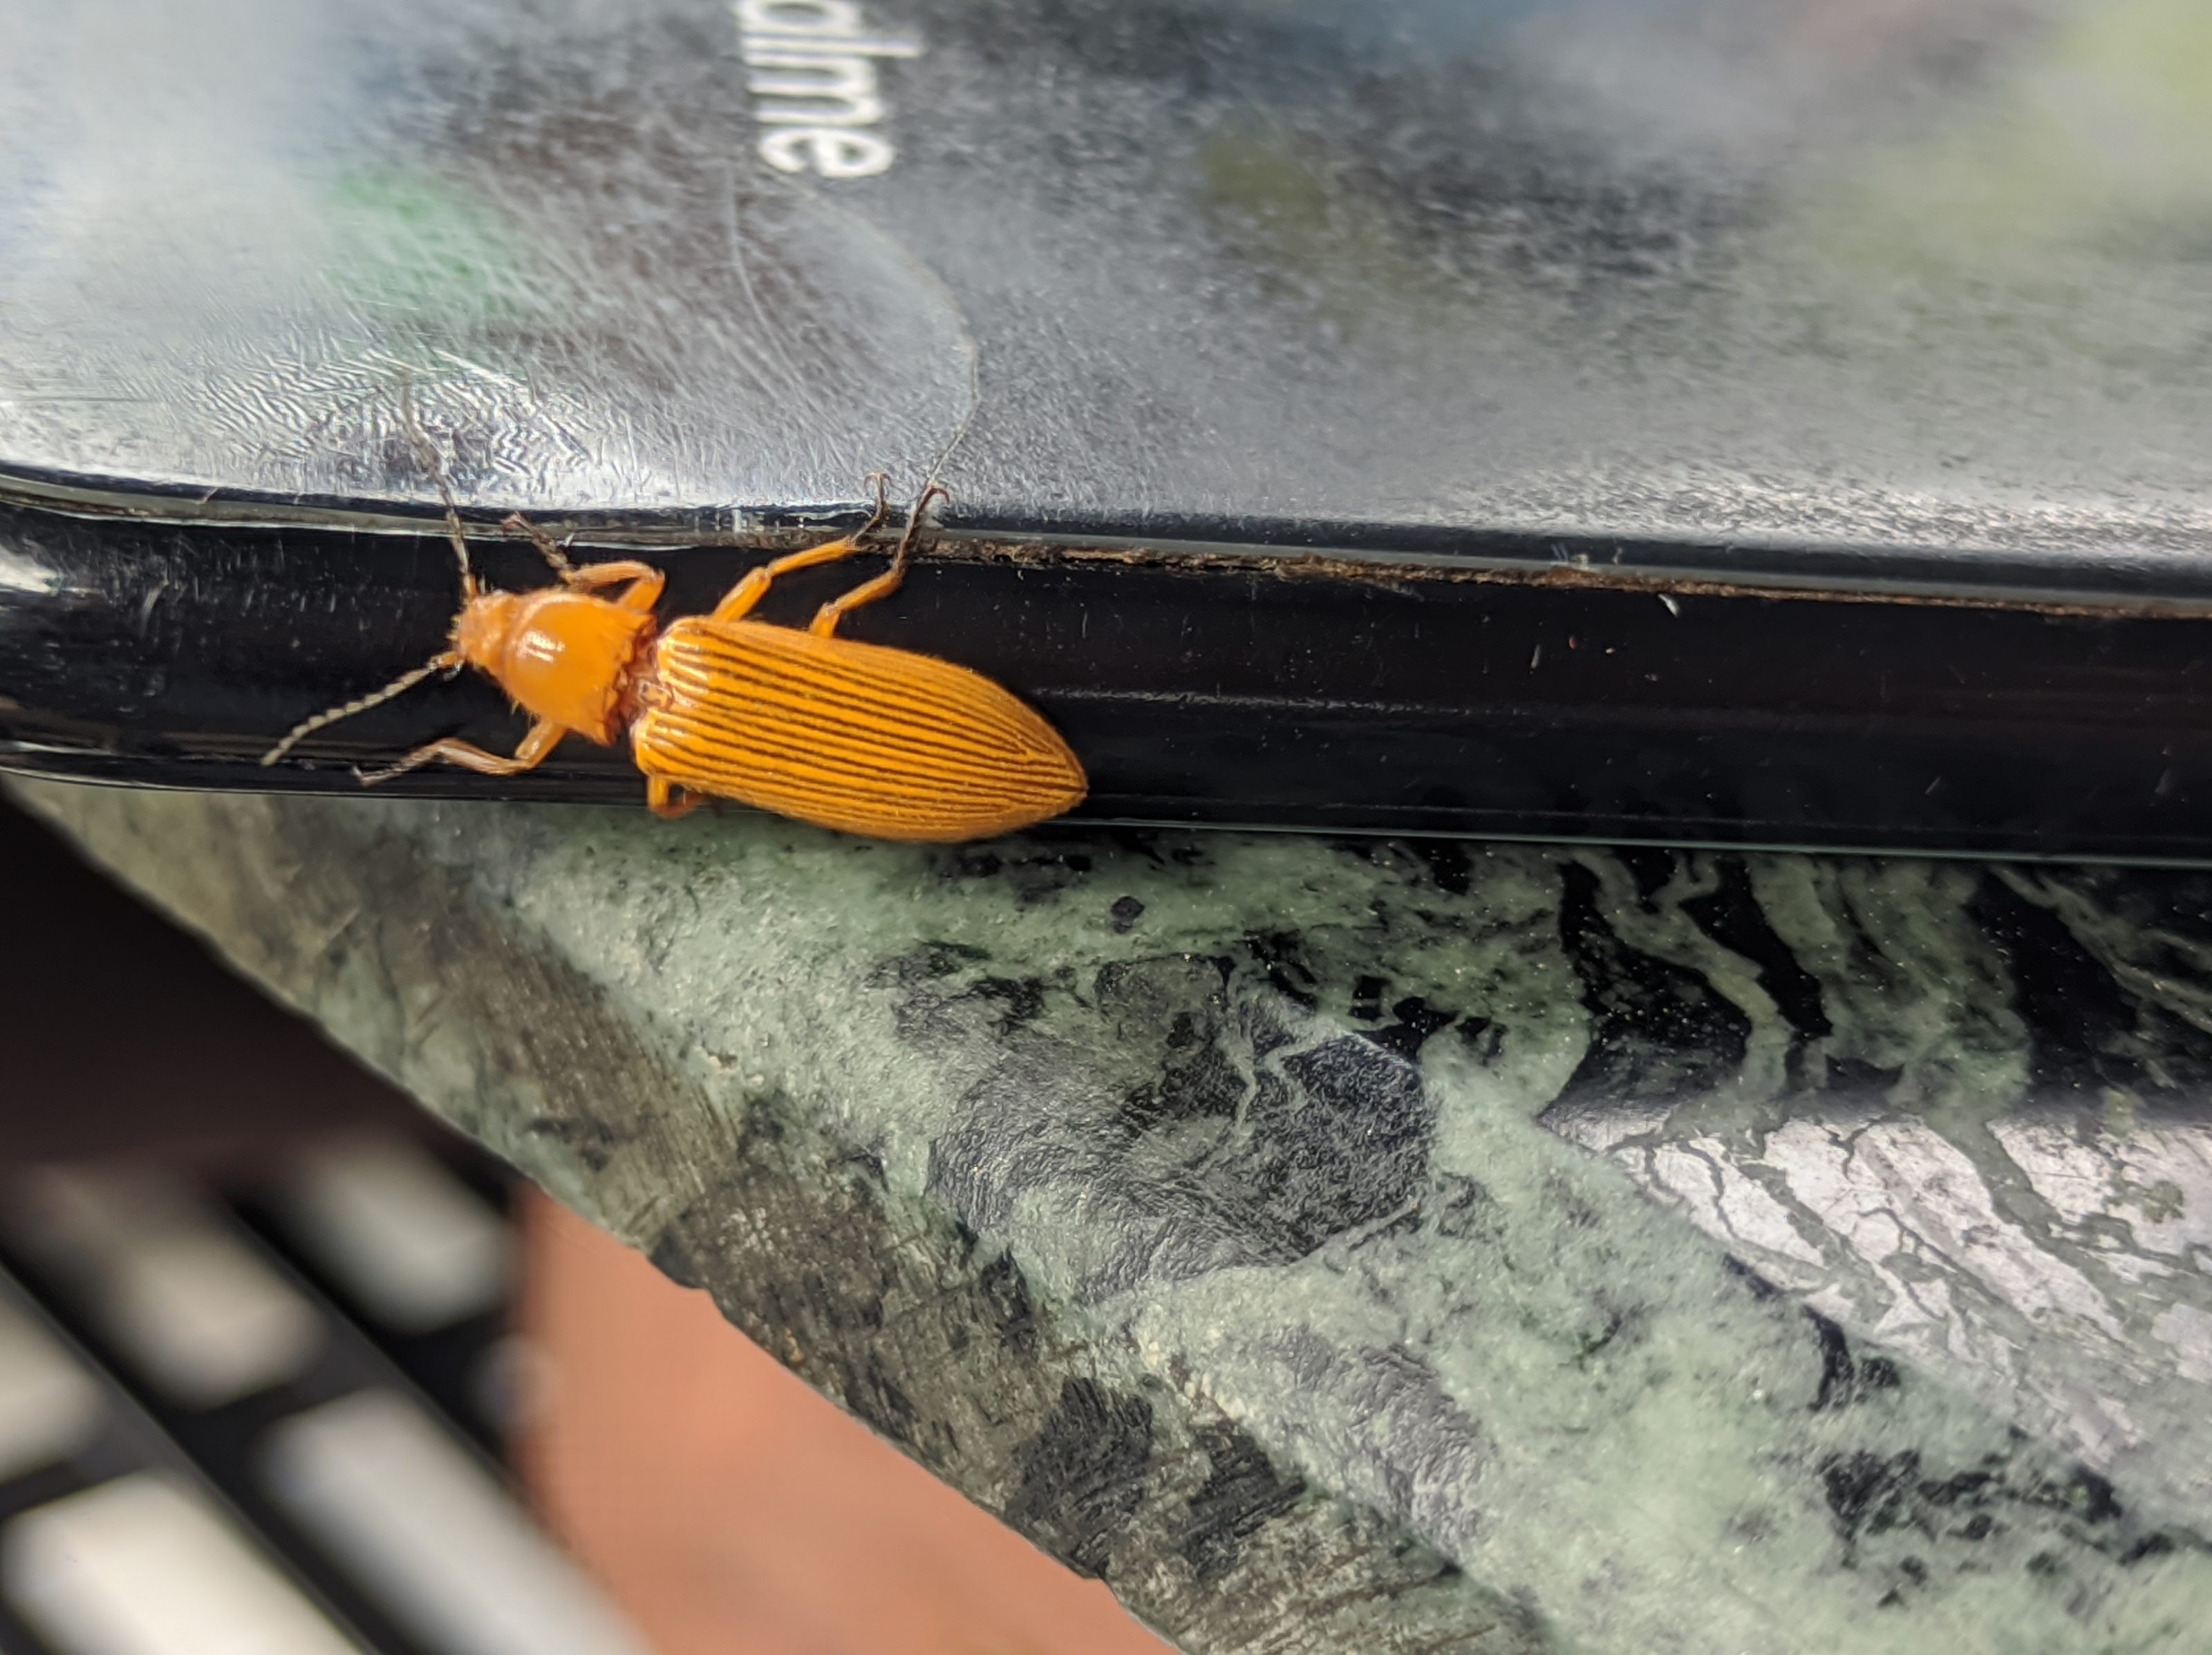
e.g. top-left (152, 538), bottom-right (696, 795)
top-left (741, 35), bottom-right (920, 59)
top-left (736, 0), bottom-right (864, 35)
top-left (746, 53), bottom-right (884, 127)
top-left (759, 128), bottom-right (896, 178)
top-left (734, 0), bottom-right (917, 177)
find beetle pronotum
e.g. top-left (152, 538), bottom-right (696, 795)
top-left (262, 454), bottom-right (1087, 842)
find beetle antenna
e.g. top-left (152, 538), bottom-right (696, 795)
top-left (885, 482), bottom-right (948, 580)
top-left (259, 651), bottom-right (465, 768)
top-left (396, 377), bottom-right (479, 601)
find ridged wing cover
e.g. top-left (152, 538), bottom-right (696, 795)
top-left (632, 617), bottom-right (1087, 841)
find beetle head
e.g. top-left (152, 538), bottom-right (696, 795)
top-left (453, 588), bottom-right (523, 676)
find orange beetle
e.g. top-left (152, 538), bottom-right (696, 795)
top-left (263, 474), bottom-right (1087, 842)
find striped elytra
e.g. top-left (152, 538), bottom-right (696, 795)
top-left (633, 617), bottom-right (1086, 842)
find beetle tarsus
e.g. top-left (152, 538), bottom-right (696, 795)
top-left (807, 481), bottom-right (948, 637)
top-left (503, 512), bottom-right (579, 581)
top-left (395, 375), bottom-right (479, 601)
top-left (647, 777), bottom-right (704, 819)
top-left (357, 720), bottom-right (565, 785)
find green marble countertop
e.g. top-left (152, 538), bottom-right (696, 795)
top-left (18, 778), bottom-right (2212, 1654)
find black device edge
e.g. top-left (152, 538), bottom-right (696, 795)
top-left (2, 486), bottom-right (2209, 861)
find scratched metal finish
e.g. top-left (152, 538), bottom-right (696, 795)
top-left (4, 0), bottom-right (2212, 581)
top-left (24, 778), bottom-right (2212, 1651)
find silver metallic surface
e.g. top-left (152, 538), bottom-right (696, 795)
top-left (3, 0), bottom-right (2211, 577)
top-left (0, 0), bottom-right (974, 514)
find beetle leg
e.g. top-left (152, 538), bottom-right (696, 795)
top-left (501, 512), bottom-right (578, 580)
top-left (709, 476), bottom-right (893, 623)
top-left (562, 561), bottom-right (667, 612)
top-left (807, 565), bottom-right (905, 637)
top-left (710, 538), bottom-right (866, 623)
top-left (358, 718), bottom-right (565, 785)
top-left (496, 518), bottom-right (667, 613)
top-left (809, 482), bottom-right (947, 637)
top-left (646, 776), bottom-right (704, 819)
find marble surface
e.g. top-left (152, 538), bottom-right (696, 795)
top-left (18, 778), bottom-right (2212, 1653)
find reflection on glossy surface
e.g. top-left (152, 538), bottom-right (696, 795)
top-left (3, 0), bottom-right (2211, 570)
top-left (1541, 854), bottom-right (2212, 1528)
top-left (0, 0), bottom-right (975, 513)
